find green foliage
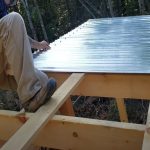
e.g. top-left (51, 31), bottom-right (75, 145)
top-left (9, 0), bottom-right (92, 41)
top-left (9, 0), bottom-right (150, 42)
top-left (123, 0), bottom-right (140, 16)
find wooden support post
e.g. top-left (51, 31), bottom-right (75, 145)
top-left (73, 74), bottom-right (150, 99)
top-left (116, 98), bottom-right (128, 122)
top-left (1, 73), bottom-right (84, 150)
top-left (59, 97), bottom-right (75, 116)
top-left (142, 103), bottom-right (150, 150)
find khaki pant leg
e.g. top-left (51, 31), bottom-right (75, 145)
top-left (0, 12), bottom-right (48, 104)
top-left (0, 73), bottom-right (17, 90)
top-left (0, 38), bottom-right (17, 90)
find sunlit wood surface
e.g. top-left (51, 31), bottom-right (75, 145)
top-left (34, 15), bottom-right (150, 73)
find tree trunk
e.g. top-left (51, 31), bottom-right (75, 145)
top-left (21, 0), bottom-right (38, 40)
top-left (65, 0), bottom-right (70, 12)
top-left (144, 0), bottom-right (150, 13)
top-left (116, 0), bottom-right (122, 16)
top-left (65, 0), bottom-right (71, 23)
top-left (138, 0), bottom-right (146, 14)
top-left (100, 0), bottom-right (109, 17)
top-left (107, 0), bottom-right (114, 17)
top-left (84, 0), bottom-right (102, 17)
top-left (33, 0), bottom-right (49, 42)
top-left (78, 0), bottom-right (96, 18)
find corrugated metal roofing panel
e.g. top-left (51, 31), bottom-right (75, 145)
top-left (34, 15), bottom-right (150, 74)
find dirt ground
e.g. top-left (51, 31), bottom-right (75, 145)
top-left (0, 90), bottom-right (149, 124)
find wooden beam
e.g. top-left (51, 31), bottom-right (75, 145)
top-left (46, 73), bottom-right (150, 123)
top-left (0, 111), bottom-right (145, 150)
top-left (1, 73), bottom-right (85, 150)
top-left (46, 72), bottom-right (75, 116)
top-left (46, 72), bottom-right (70, 88)
top-left (35, 116), bottom-right (144, 150)
top-left (45, 73), bottom-right (150, 99)
top-left (142, 103), bottom-right (150, 150)
top-left (73, 73), bottom-right (150, 99)
top-left (116, 98), bottom-right (128, 122)
top-left (59, 97), bottom-right (75, 116)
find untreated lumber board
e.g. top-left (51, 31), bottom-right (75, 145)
top-left (73, 73), bottom-right (150, 99)
top-left (116, 98), bottom-right (128, 122)
top-left (0, 111), bottom-right (145, 150)
top-left (1, 73), bottom-right (84, 150)
top-left (48, 73), bottom-right (150, 118)
top-left (142, 103), bottom-right (150, 150)
top-left (36, 116), bottom-right (144, 150)
top-left (46, 73), bottom-right (150, 99)
top-left (59, 97), bottom-right (75, 116)
top-left (46, 72), bottom-right (75, 116)
top-left (46, 72), bottom-right (70, 88)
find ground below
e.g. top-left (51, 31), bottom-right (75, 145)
top-left (0, 90), bottom-right (149, 124)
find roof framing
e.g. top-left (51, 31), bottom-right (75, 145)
top-left (0, 111), bottom-right (145, 150)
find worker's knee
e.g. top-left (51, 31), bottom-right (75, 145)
top-left (0, 12), bottom-right (24, 30)
top-left (8, 12), bottom-right (24, 23)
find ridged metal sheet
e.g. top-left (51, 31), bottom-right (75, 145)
top-left (34, 15), bottom-right (150, 74)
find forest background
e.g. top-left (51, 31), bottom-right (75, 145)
top-left (11, 0), bottom-right (150, 43)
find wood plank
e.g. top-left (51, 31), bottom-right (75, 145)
top-left (0, 111), bottom-right (145, 150)
top-left (46, 72), bottom-right (75, 116)
top-left (46, 72), bottom-right (70, 88)
top-left (44, 73), bottom-right (150, 99)
top-left (73, 74), bottom-right (150, 99)
top-left (45, 73), bottom-right (150, 120)
top-left (36, 116), bottom-right (144, 150)
top-left (46, 72), bottom-right (75, 115)
top-left (142, 103), bottom-right (150, 150)
top-left (116, 98), bottom-right (128, 122)
top-left (1, 73), bottom-right (84, 150)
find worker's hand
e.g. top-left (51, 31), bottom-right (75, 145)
top-left (37, 41), bottom-right (50, 51)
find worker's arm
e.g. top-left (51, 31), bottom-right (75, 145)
top-left (28, 36), bottom-right (50, 50)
